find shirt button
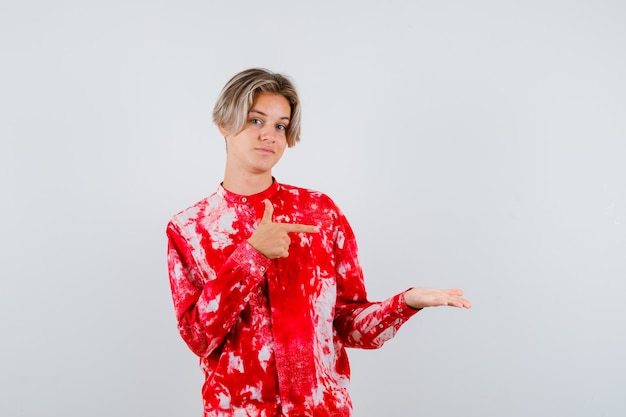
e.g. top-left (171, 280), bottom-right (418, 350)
top-left (244, 295), bottom-right (250, 302)
top-left (260, 266), bottom-right (266, 272)
top-left (379, 324), bottom-right (384, 328)
top-left (398, 308), bottom-right (403, 313)
top-left (241, 197), bottom-right (248, 203)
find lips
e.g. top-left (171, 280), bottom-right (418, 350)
top-left (255, 147), bottom-right (274, 154)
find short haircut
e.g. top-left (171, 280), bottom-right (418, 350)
top-left (212, 68), bottom-right (302, 147)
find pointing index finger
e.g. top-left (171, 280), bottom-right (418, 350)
top-left (283, 223), bottom-right (319, 234)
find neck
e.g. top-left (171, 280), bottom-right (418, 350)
top-left (222, 169), bottom-right (274, 196)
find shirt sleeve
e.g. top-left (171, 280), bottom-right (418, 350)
top-left (331, 210), bottom-right (420, 349)
top-left (166, 220), bottom-right (271, 357)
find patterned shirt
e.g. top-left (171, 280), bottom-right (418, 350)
top-left (167, 180), bottom-right (419, 417)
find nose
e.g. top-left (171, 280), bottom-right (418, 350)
top-left (260, 125), bottom-right (275, 142)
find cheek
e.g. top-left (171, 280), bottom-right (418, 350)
top-left (277, 134), bottom-right (288, 149)
top-left (277, 144), bottom-right (287, 157)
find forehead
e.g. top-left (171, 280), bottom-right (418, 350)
top-left (251, 92), bottom-right (291, 118)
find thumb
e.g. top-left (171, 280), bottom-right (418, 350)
top-left (260, 199), bottom-right (274, 224)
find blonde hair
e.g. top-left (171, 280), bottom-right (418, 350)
top-left (212, 68), bottom-right (302, 147)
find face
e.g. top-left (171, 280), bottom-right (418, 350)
top-left (220, 92), bottom-right (291, 178)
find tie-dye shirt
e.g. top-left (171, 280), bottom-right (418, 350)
top-left (167, 180), bottom-right (419, 417)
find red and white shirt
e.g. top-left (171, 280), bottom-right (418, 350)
top-left (167, 180), bottom-right (419, 417)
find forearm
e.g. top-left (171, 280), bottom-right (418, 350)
top-left (169, 229), bottom-right (270, 357)
top-left (334, 292), bottom-right (419, 349)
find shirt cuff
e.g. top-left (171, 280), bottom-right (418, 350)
top-left (393, 290), bottom-right (421, 319)
top-left (229, 241), bottom-right (272, 277)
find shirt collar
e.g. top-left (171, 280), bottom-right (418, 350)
top-left (217, 177), bottom-right (281, 206)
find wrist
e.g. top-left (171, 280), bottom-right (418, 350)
top-left (403, 288), bottom-right (423, 311)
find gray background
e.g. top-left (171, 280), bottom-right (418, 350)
top-left (1, 1), bottom-right (625, 416)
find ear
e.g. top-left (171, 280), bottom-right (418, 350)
top-left (218, 124), bottom-right (229, 137)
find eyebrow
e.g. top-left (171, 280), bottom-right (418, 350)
top-left (249, 109), bottom-right (290, 121)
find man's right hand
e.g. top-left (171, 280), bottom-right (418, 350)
top-left (247, 199), bottom-right (319, 259)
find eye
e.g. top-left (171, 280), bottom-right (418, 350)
top-left (251, 118), bottom-right (262, 125)
top-left (276, 124), bottom-right (286, 131)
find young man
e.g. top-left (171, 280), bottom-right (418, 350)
top-left (167, 68), bottom-right (471, 417)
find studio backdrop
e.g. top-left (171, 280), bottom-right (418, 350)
top-left (1, 1), bottom-right (625, 416)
